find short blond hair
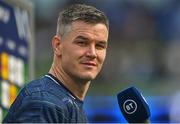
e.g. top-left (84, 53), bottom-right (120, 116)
top-left (56, 4), bottom-right (109, 36)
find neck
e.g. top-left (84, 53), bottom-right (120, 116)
top-left (49, 63), bottom-right (90, 101)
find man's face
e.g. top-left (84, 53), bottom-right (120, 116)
top-left (58, 21), bottom-right (108, 81)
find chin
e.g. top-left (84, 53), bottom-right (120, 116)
top-left (80, 73), bottom-right (97, 80)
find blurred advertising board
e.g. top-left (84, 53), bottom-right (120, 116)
top-left (0, 0), bottom-right (34, 121)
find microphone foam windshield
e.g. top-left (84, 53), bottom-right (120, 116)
top-left (117, 87), bottom-right (150, 123)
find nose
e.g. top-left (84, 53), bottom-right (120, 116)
top-left (85, 45), bottom-right (97, 59)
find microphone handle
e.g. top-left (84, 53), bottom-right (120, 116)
top-left (129, 119), bottom-right (150, 123)
top-left (144, 119), bottom-right (150, 123)
top-left (138, 119), bottom-right (150, 124)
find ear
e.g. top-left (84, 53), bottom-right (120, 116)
top-left (51, 35), bottom-right (62, 56)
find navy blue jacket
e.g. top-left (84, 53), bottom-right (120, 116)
top-left (3, 74), bottom-right (88, 123)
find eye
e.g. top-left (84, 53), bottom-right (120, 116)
top-left (78, 41), bottom-right (86, 45)
top-left (96, 43), bottom-right (107, 50)
top-left (74, 36), bottom-right (89, 47)
top-left (75, 40), bottom-right (88, 47)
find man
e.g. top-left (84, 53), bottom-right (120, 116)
top-left (3, 4), bottom-right (109, 123)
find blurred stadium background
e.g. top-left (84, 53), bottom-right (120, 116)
top-left (1, 0), bottom-right (180, 123)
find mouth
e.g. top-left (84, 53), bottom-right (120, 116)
top-left (81, 61), bottom-right (97, 67)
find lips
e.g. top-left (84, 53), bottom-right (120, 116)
top-left (81, 61), bottom-right (97, 66)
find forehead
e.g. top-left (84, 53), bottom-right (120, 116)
top-left (70, 21), bottom-right (109, 40)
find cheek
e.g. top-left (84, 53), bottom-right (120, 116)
top-left (61, 46), bottom-right (73, 63)
top-left (98, 51), bottom-right (106, 64)
top-left (62, 47), bottom-right (80, 63)
top-left (61, 43), bottom-right (74, 56)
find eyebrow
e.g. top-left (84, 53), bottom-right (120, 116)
top-left (75, 35), bottom-right (107, 44)
top-left (75, 36), bottom-right (89, 41)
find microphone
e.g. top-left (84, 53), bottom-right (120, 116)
top-left (117, 87), bottom-right (151, 123)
